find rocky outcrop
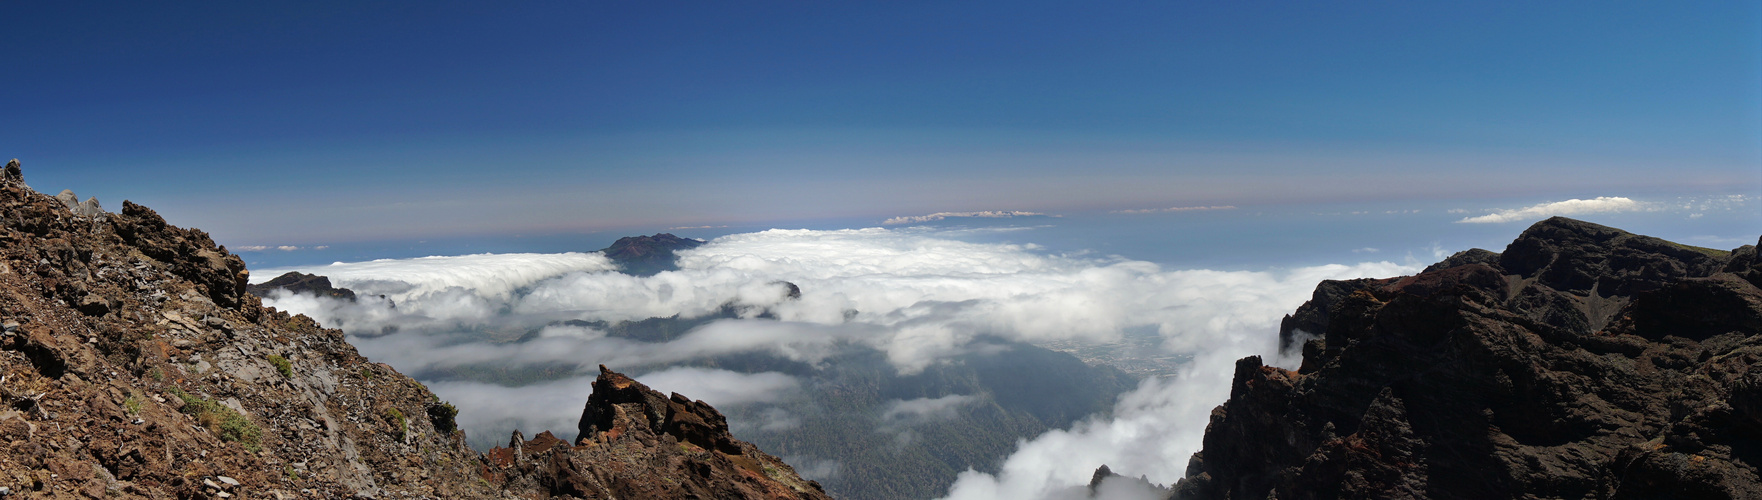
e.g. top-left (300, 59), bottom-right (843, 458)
top-left (480, 365), bottom-right (832, 499)
top-left (599, 233), bottom-right (705, 276)
top-left (0, 159), bottom-right (500, 498)
top-left (1176, 217), bottom-right (1762, 499)
top-left (246, 272), bottom-right (358, 301)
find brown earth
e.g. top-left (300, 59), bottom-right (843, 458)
top-left (1173, 217), bottom-right (1762, 500)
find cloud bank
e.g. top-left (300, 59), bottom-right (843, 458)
top-left (256, 227), bottom-right (1417, 497)
top-left (1455, 196), bottom-right (1641, 223)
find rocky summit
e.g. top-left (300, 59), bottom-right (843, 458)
top-left (1173, 217), bottom-right (1762, 499)
top-left (0, 159), bottom-right (827, 499)
top-left (480, 365), bottom-right (831, 499)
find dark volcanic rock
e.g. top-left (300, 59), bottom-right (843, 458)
top-left (483, 365), bottom-right (832, 499)
top-left (600, 232), bottom-right (705, 276)
top-left (247, 271), bottom-right (358, 301)
top-left (1176, 217), bottom-right (1762, 500)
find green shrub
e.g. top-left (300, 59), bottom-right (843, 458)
top-left (267, 354), bottom-right (292, 377)
top-left (123, 396), bottom-right (142, 416)
top-left (169, 387), bottom-right (262, 452)
top-left (427, 401), bottom-right (459, 434)
top-left (385, 408), bottom-right (407, 440)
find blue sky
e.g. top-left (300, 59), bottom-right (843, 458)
top-left (4, 1), bottom-right (1759, 249)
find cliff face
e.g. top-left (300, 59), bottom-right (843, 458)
top-left (0, 159), bottom-right (828, 499)
top-left (1176, 217), bottom-right (1762, 499)
top-left (480, 365), bottom-right (832, 499)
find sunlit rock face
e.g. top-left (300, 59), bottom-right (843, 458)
top-left (1176, 218), bottom-right (1762, 499)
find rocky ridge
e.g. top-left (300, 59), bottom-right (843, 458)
top-left (1174, 217), bottom-right (1762, 499)
top-left (0, 159), bottom-right (495, 498)
top-left (0, 159), bottom-right (828, 499)
top-left (247, 272), bottom-right (358, 301)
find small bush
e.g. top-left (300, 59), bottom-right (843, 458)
top-left (123, 396), bottom-right (142, 416)
top-left (148, 367), bottom-right (165, 382)
top-left (267, 354), bottom-right (292, 377)
top-left (385, 408), bottom-right (407, 440)
top-left (427, 401), bottom-right (459, 435)
top-left (169, 387), bottom-right (262, 452)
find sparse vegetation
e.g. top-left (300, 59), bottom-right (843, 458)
top-left (123, 396), bottom-right (142, 416)
top-left (169, 387), bottom-right (262, 452)
top-left (360, 367), bottom-right (375, 379)
top-left (267, 354), bottom-right (292, 377)
top-left (148, 367), bottom-right (165, 382)
top-left (385, 408), bottom-right (407, 440)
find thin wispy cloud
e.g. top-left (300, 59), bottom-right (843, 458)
top-left (1455, 196), bottom-right (1642, 224)
top-left (234, 245), bottom-right (330, 252)
top-left (1111, 205), bottom-right (1236, 215)
top-left (882, 211), bottom-right (1049, 225)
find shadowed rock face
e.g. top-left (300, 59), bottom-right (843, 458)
top-left (482, 365), bottom-right (832, 499)
top-left (600, 233), bottom-right (705, 276)
top-left (1176, 217), bottom-right (1762, 500)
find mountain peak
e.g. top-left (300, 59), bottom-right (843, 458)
top-left (599, 233), bottom-right (706, 276)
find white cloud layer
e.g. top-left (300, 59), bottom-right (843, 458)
top-left (1455, 196), bottom-right (1642, 223)
top-left (256, 227), bottom-right (1417, 497)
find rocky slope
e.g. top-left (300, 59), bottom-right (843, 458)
top-left (1174, 217), bottom-right (1762, 499)
top-left (0, 159), bottom-right (828, 499)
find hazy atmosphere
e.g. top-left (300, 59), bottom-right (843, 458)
top-left (4, 2), bottom-right (1759, 499)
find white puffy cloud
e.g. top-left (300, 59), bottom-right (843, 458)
top-left (635, 367), bottom-right (801, 408)
top-left (255, 252), bottom-right (615, 301)
top-left (256, 226), bottom-right (1416, 496)
top-left (1455, 196), bottom-right (1642, 223)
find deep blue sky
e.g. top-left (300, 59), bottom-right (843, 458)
top-left (4, 1), bottom-right (1759, 249)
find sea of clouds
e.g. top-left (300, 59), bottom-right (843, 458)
top-left (254, 226), bottom-right (1418, 499)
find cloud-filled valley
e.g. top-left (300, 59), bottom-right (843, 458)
top-left (254, 226), bottom-right (1417, 499)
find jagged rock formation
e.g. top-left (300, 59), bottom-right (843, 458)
top-left (1087, 464), bottom-right (1171, 499)
top-left (480, 365), bottom-right (832, 499)
top-left (0, 159), bottom-right (497, 497)
top-left (246, 271), bottom-right (358, 301)
top-left (1175, 217), bottom-right (1762, 499)
top-left (599, 233), bottom-right (705, 276)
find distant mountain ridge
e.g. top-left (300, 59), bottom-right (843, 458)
top-left (599, 233), bottom-right (705, 276)
top-left (1171, 217), bottom-right (1762, 499)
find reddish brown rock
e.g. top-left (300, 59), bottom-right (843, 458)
top-left (484, 365), bottom-right (832, 499)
